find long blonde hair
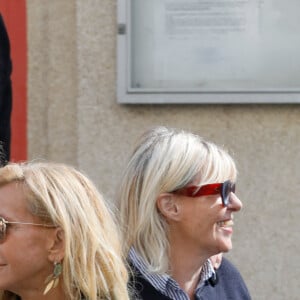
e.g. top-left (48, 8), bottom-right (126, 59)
top-left (117, 126), bottom-right (237, 273)
top-left (0, 161), bottom-right (129, 300)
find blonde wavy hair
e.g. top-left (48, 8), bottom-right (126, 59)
top-left (0, 161), bottom-right (129, 300)
top-left (117, 126), bottom-right (237, 273)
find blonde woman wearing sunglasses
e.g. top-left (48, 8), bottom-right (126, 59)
top-left (118, 126), bottom-right (251, 300)
top-left (0, 162), bottom-right (129, 300)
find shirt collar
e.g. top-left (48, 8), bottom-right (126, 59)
top-left (129, 247), bottom-right (215, 296)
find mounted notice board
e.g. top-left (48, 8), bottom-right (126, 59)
top-left (117, 0), bottom-right (300, 104)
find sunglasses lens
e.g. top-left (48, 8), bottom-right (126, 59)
top-left (0, 219), bottom-right (6, 240)
top-left (221, 181), bottom-right (234, 206)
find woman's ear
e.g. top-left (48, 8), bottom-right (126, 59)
top-left (156, 193), bottom-right (181, 221)
top-left (47, 227), bottom-right (65, 263)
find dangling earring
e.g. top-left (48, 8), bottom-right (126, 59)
top-left (43, 261), bottom-right (62, 295)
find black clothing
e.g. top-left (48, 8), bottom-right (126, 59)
top-left (0, 14), bottom-right (12, 163)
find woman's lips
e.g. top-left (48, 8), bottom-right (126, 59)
top-left (217, 220), bottom-right (234, 233)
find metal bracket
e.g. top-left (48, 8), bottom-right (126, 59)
top-left (118, 24), bottom-right (126, 35)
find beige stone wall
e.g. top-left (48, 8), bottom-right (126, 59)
top-left (27, 1), bottom-right (78, 164)
top-left (27, 1), bottom-right (300, 299)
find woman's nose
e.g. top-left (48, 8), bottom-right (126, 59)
top-left (228, 192), bottom-right (243, 211)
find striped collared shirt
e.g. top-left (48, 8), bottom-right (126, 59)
top-left (129, 247), bottom-right (215, 300)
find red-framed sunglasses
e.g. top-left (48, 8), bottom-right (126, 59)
top-left (172, 180), bottom-right (235, 207)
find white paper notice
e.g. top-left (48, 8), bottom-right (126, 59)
top-left (153, 0), bottom-right (260, 89)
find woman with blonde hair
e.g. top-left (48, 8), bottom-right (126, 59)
top-left (0, 161), bottom-right (129, 300)
top-left (118, 126), bottom-right (251, 300)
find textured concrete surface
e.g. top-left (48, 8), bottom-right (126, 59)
top-left (27, 1), bottom-right (300, 299)
top-left (27, 1), bottom-right (78, 164)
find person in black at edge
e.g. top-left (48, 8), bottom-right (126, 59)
top-left (0, 14), bottom-right (12, 165)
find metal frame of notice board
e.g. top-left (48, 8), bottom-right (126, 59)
top-left (117, 0), bottom-right (300, 104)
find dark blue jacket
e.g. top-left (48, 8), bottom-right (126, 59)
top-left (130, 257), bottom-right (251, 300)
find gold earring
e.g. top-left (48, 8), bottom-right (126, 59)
top-left (43, 261), bottom-right (62, 295)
